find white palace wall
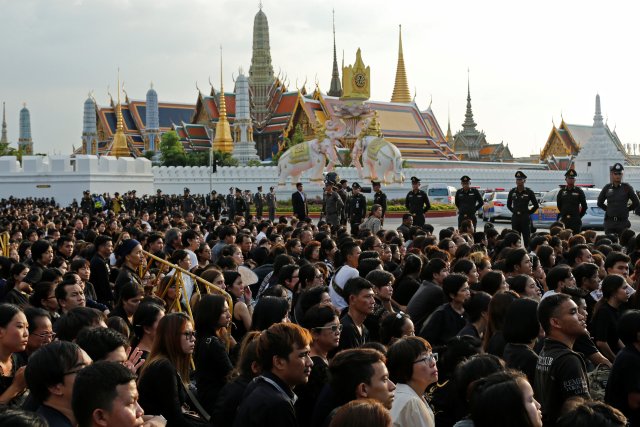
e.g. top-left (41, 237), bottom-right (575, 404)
top-left (5, 155), bottom-right (640, 206)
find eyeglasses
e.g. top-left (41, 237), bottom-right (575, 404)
top-left (314, 324), bottom-right (343, 333)
top-left (414, 353), bottom-right (438, 366)
top-left (182, 331), bottom-right (197, 340)
top-left (34, 332), bottom-right (56, 340)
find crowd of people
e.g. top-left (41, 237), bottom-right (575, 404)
top-left (0, 164), bottom-right (638, 427)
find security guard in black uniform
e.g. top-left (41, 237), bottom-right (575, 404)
top-left (338, 179), bottom-right (350, 226)
top-left (405, 176), bottom-right (430, 227)
top-left (348, 182), bottom-right (367, 235)
top-left (597, 163), bottom-right (640, 235)
top-left (455, 175), bottom-right (484, 229)
top-left (507, 171), bottom-right (539, 248)
top-left (182, 188), bottom-right (196, 213)
top-left (556, 168), bottom-right (588, 234)
top-left (372, 181), bottom-right (387, 226)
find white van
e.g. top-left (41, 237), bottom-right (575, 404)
top-left (421, 183), bottom-right (457, 205)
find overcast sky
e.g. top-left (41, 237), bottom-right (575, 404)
top-left (2, 0), bottom-right (639, 157)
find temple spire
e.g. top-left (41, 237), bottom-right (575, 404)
top-left (0, 102), bottom-right (7, 145)
top-left (391, 25), bottom-right (411, 103)
top-left (111, 69), bottom-right (131, 157)
top-left (446, 106), bottom-right (453, 142)
top-left (462, 69), bottom-right (477, 133)
top-left (593, 93), bottom-right (603, 127)
top-left (249, 4), bottom-right (275, 126)
top-left (213, 47), bottom-right (233, 153)
top-left (328, 9), bottom-right (342, 97)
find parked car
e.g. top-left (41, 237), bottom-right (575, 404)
top-left (531, 187), bottom-right (605, 230)
top-left (482, 192), bottom-right (512, 222)
top-left (421, 183), bottom-right (457, 205)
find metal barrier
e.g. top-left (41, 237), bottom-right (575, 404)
top-left (0, 232), bottom-right (9, 257)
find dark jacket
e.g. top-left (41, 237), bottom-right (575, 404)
top-left (233, 372), bottom-right (298, 427)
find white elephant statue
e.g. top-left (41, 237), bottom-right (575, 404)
top-left (352, 134), bottom-right (405, 184)
top-left (277, 120), bottom-right (345, 187)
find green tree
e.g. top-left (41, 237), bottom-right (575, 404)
top-left (159, 131), bottom-right (186, 166)
top-left (292, 124), bottom-right (305, 146)
top-left (213, 150), bottom-right (239, 167)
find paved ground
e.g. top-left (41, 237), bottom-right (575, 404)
top-left (380, 214), bottom-right (640, 235)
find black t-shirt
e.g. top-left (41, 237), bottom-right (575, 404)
top-left (590, 303), bottom-right (622, 356)
top-left (337, 313), bottom-right (369, 351)
top-left (295, 356), bottom-right (329, 426)
top-left (419, 303), bottom-right (468, 349)
top-left (406, 281), bottom-right (446, 331)
top-left (534, 338), bottom-right (590, 427)
top-left (392, 276), bottom-right (421, 306)
top-left (503, 343), bottom-right (538, 385)
top-left (605, 344), bottom-right (640, 426)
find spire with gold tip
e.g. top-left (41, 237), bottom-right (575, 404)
top-left (391, 25), bottom-right (411, 103)
top-left (212, 47), bottom-right (233, 153)
top-left (110, 70), bottom-right (131, 158)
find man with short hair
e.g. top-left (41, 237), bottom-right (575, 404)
top-left (254, 186), bottom-right (265, 220)
top-left (24, 240), bottom-right (54, 285)
top-left (337, 277), bottom-right (375, 351)
top-left (542, 265), bottom-right (576, 300)
top-left (26, 341), bottom-right (93, 427)
top-left (347, 183), bottom-right (367, 236)
top-left (329, 242), bottom-right (361, 309)
top-left (507, 170), bottom-right (539, 249)
top-left (372, 181), bottom-right (387, 225)
top-left (535, 293), bottom-right (590, 426)
top-left (292, 183), bottom-right (309, 221)
top-left (322, 181), bottom-right (344, 228)
top-left (397, 213), bottom-right (413, 241)
top-left (212, 225), bottom-right (237, 264)
top-left (566, 244), bottom-right (594, 268)
top-left (76, 327), bottom-right (129, 363)
top-left (90, 235), bottom-right (114, 308)
top-left (181, 229), bottom-right (200, 271)
top-left (234, 323), bottom-right (313, 427)
top-left (605, 251), bottom-right (631, 279)
top-left (313, 348), bottom-right (396, 427)
top-left (56, 278), bottom-right (87, 314)
top-left (72, 361), bottom-right (150, 427)
top-left (56, 236), bottom-right (75, 261)
top-left (266, 186), bottom-right (277, 222)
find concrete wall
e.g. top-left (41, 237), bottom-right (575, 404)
top-left (7, 154), bottom-right (640, 207)
top-left (0, 155), bottom-right (154, 206)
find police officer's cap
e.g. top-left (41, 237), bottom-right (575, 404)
top-left (257, 186), bottom-right (262, 191)
top-left (157, 189), bottom-right (162, 193)
top-left (340, 179), bottom-right (348, 184)
top-left (371, 181), bottom-right (381, 187)
top-left (410, 176), bottom-right (421, 184)
top-left (235, 187), bottom-right (242, 193)
top-left (269, 186), bottom-right (275, 191)
top-left (352, 182), bottom-right (362, 189)
top-left (184, 187), bottom-right (190, 193)
top-left (515, 171), bottom-right (527, 179)
top-left (460, 175), bottom-right (471, 183)
top-left (565, 169), bottom-right (577, 178)
top-left (610, 163), bottom-right (624, 172)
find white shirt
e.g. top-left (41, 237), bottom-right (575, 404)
top-left (329, 264), bottom-right (359, 310)
top-left (390, 383), bottom-right (435, 427)
top-left (185, 249), bottom-right (198, 271)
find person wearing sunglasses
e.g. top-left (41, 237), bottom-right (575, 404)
top-left (387, 336), bottom-right (438, 427)
top-left (597, 162), bottom-right (640, 235)
top-left (296, 305), bottom-right (342, 425)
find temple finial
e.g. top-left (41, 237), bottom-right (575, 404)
top-left (391, 24), bottom-right (411, 103)
top-left (328, 9), bottom-right (342, 96)
top-left (462, 68), bottom-right (477, 132)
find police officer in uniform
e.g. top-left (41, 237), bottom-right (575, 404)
top-left (266, 186), bottom-right (277, 222)
top-left (597, 162), bottom-right (640, 235)
top-left (253, 186), bottom-right (265, 219)
top-left (225, 187), bottom-right (235, 219)
top-left (405, 176), bottom-right (430, 227)
top-left (322, 179), bottom-right (344, 228)
top-left (209, 191), bottom-right (222, 220)
top-left (455, 175), bottom-right (484, 229)
top-left (372, 181), bottom-right (387, 226)
top-left (182, 187), bottom-right (196, 213)
top-left (348, 182), bottom-right (367, 235)
top-left (507, 171), bottom-right (539, 248)
top-left (338, 179), bottom-right (350, 226)
top-left (234, 187), bottom-right (249, 219)
top-left (556, 169), bottom-right (588, 234)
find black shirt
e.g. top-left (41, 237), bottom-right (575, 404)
top-left (507, 186), bottom-right (539, 216)
top-left (605, 344), bottom-right (640, 426)
top-left (406, 281), bottom-right (446, 331)
top-left (337, 313), bottom-right (368, 351)
top-left (36, 404), bottom-right (73, 427)
top-left (233, 372), bottom-right (298, 427)
top-left (194, 335), bottom-right (233, 414)
top-left (392, 276), bottom-right (421, 307)
top-left (503, 343), bottom-right (538, 384)
top-left (212, 375), bottom-right (252, 427)
top-left (590, 303), bottom-right (622, 356)
top-left (419, 303), bottom-right (468, 349)
top-left (295, 356), bottom-right (329, 426)
top-left (534, 338), bottom-right (590, 427)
